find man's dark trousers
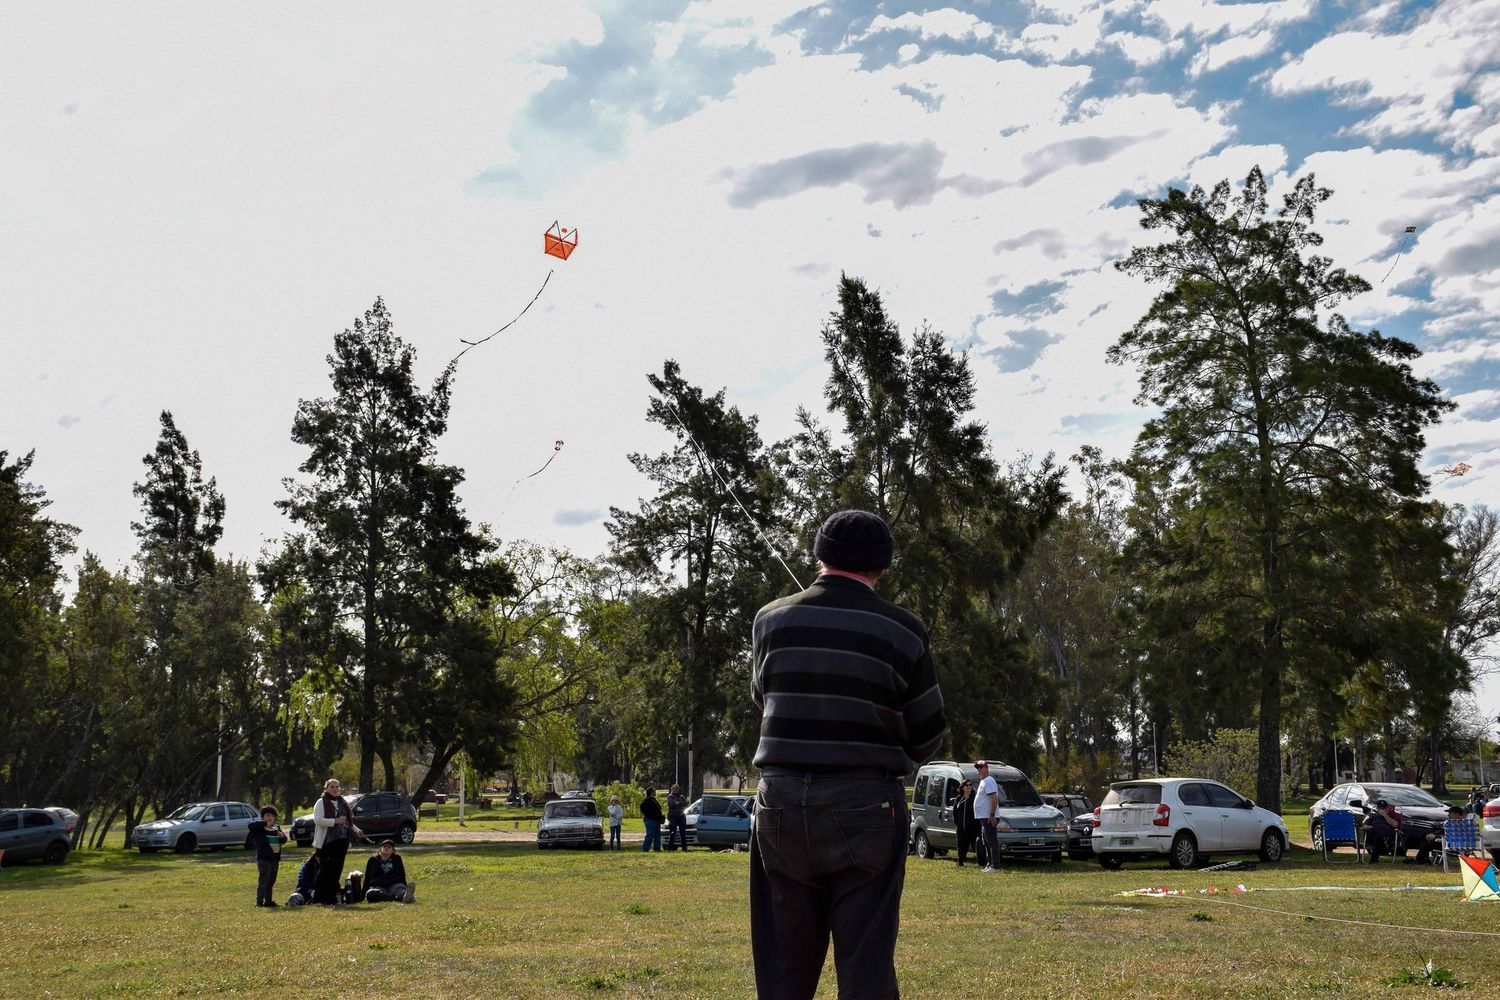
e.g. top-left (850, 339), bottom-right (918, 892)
top-left (980, 820), bottom-right (1001, 868)
top-left (666, 816), bottom-right (688, 852)
top-left (750, 772), bottom-right (908, 999)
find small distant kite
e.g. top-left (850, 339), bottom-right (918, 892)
top-left (1382, 225), bottom-right (1419, 284)
top-left (527, 440), bottom-right (565, 478)
top-left (452, 221), bottom-right (580, 365)
top-left (1437, 462), bottom-right (1473, 482)
top-left (1460, 855), bottom-right (1500, 902)
top-left (544, 221), bottom-right (578, 261)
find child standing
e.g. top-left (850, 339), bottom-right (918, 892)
top-left (608, 795), bottom-right (624, 851)
top-left (246, 806), bottom-right (286, 907)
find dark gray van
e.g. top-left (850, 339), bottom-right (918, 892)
top-left (909, 760), bottom-right (1066, 863)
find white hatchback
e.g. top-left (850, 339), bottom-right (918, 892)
top-left (1091, 778), bottom-right (1289, 870)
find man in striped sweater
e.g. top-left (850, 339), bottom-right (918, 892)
top-left (749, 510), bottom-right (946, 1000)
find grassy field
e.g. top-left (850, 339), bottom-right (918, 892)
top-left (8, 839), bottom-right (1500, 998)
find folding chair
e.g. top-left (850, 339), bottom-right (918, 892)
top-left (1320, 810), bottom-right (1364, 863)
top-left (1439, 816), bottom-right (1482, 874)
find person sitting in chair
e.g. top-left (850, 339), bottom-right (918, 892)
top-left (1366, 800), bottom-right (1437, 864)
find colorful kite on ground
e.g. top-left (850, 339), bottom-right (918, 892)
top-left (1460, 855), bottom-right (1500, 902)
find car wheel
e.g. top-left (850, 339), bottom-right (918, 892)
top-left (1258, 829), bottom-right (1285, 863)
top-left (1098, 853), bottom-right (1123, 870)
top-left (1068, 850), bottom-right (1090, 861)
top-left (1169, 832), bottom-right (1198, 870)
top-left (43, 841), bottom-right (69, 865)
top-left (174, 833), bottom-right (197, 854)
top-left (398, 822), bottom-right (416, 845)
top-left (1310, 821), bottom-right (1324, 853)
top-left (914, 830), bottom-right (932, 860)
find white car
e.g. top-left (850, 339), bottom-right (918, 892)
top-left (131, 801), bottom-right (260, 853)
top-left (1091, 778), bottom-right (1288, 870)
top-left (1482, 797), bottom-right (1500, 857)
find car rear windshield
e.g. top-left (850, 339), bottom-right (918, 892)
top-left (995, 779), bottom-right (1042, 807)
top-left (166, 805), bottom-right (207, 821)
top-left (1103, 785), bottom-right (1162, 806)
top-left (546, 802), bottom-right (597, 818)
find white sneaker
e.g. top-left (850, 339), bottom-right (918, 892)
top-left (981, 866), bottom-right (997, 873)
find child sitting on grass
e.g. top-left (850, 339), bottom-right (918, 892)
top-left (363, 840), bottom-right (415, 903)
top-left (286, 851), bottom-right (320, 907)
top-left (246, 807), bottom-right (286, 908)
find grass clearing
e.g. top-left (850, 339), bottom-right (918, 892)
top-left (7, 842), bottom-right (1500, 997)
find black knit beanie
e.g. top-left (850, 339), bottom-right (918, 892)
top-left (813, 510), bottom-right (894, 572)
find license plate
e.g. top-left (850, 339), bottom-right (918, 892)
top-left (1029, 838), bottom-right (1046, 846)
top-left (1119, 837), bottom-right (1135, 845)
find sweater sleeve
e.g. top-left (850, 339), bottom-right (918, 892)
top-left (901, 645), bottom-right (947, 765)
top-left (364, 856), bottom-right (379, 886)
top-left (395, 856), bottom-right (407, 885)
top-left (312, 799), bottom-right (335, 829)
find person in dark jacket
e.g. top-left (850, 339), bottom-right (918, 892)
top-left (665, 784), bottom-right (689, 852)
top-left (640, 789), bottom-right (665, 853)
top-left (287, 851), bottom-right (320, 906)
top-left (749, 509), bottom-right (947, 1000)
top-left (952, 780), bottom-right (987, 868)
top-left (246, 807), bottom-right (286, 907)
top-left (363, 840), bottom-right (414, 903)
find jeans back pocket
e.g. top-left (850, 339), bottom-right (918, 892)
top-left (833, 802), bottom-right (899, 873)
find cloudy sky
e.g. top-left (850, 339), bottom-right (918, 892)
top-left (5, 2), bottom-right (1500, 666)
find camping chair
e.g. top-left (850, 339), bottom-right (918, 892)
top-left (1320, 810), bottom-right (1364, 863)
top-left (1439, 816), bottom-right (1482, 874)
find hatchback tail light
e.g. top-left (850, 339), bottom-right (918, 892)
top-left (1091, 807), bottom-right (1101, 829)
top-left (1152, 804), bottom-right (1171, 827)
top-left (1484, 803), bottom-right (1500, 820)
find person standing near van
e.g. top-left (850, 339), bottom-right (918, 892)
top-left (749, 509), bottom-right (947, 1000)
top-left (974, 760), bottom-right (1001, 873)
top-left (953, 779), bottom-right (985, 869)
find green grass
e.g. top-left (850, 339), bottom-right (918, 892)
top-left (6, 840), bottom-right (1500, 997)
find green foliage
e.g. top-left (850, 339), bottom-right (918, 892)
top-left (1165, 728), bottom-right (1258, 799)
top-left (1382, 957), bottom-right (1470, 990)
top-left (592, 782), bottom-right (645, 819)
top-left (260, 297), bottom-right (514, 795)
top-left (1111, 168), bottom-right (1453, 811)
top-left (795, 275), bottom-right (1067, 766)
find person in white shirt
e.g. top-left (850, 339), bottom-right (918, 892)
top-left (607, 795), bottom-right (624, 851)
top-left (973, 761), bottom-right (1001, 873)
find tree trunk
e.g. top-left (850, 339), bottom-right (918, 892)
top-left (379, 745), bottom-right (396, 791)
top-left (1256, 628), bottom-right (1283, 814)
top-left (1430, 728), bottom-right (1449, 795)
top-left (411, 746), bottom-right (456, 808)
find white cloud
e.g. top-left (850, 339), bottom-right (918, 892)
top-left (1269, 0), bottom-right (1500, 142)
top-left (865, 8), bottom-right (994, 42)
top-left (1188, 28), bottom-right (1276, 76)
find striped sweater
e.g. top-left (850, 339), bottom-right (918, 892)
top-left (751, 574), bottom-right (947, 774)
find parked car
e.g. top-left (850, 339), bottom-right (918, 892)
top-left (132, 801), bottom-right (259, 854)
top-left (1484, 795), bottom-right (1500, 858)
top-left (694, 795), bottom-right (756, 849)
top-left (909, 760), bottom-right (1067, 863)
top-left (290, 791), bottom-right (418, 847)
top-left (1308, 782), bottom-right (1447, 854)
top-left (0, 808), bottom-right (73, 865)
top-left (537, 798), bottom-right (604, 849)
top-left (1041, 792), bottom-right (1095, 859)
top-left (560, 790), bottom-right (593, 800)
top-left (1092, 778), bottom-right (1288, 870)
top-left (669, 796), bottom-right (753, 847)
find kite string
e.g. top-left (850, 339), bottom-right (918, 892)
top-left (1381, 233), bottom-right (1413, 284)
top-left (659, 396), bottom-right (805, 591)
top-left (1151, 890), bottom-right (1500, 940)
top-left (452, 268), bottom-right (554, 365)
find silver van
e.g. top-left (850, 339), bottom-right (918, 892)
top-left (909, 760), bottom-right (1067, 863)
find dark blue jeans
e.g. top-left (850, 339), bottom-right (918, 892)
top-left (750, 773), bottom-right (908, 1000)
top-left (641, 818), bottom-right (662, 852)
top-left (666, 816), bottom-right (688, 851)
top-left (609, 825), bottom-right (622, 850)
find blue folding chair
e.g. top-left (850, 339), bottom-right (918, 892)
top-left (1438, 816), bottom-right (1482, 873)
top-left (1320, 810), bottom-right (1364, 863)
